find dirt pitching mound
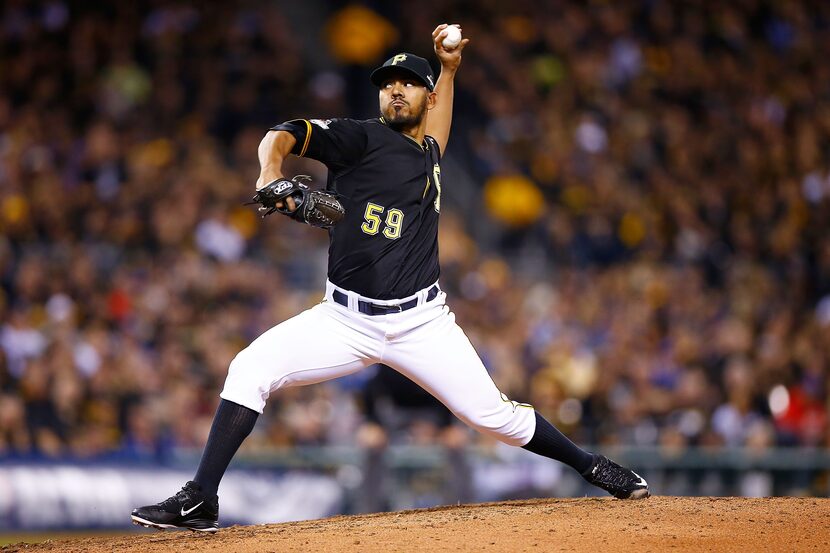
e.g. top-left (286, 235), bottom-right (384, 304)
top-left (3, 497), bottom-right (829, 553)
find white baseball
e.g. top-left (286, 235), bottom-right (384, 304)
top-left (442, 25), bottom-right (462, 50)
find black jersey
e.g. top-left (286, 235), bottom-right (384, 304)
top-left (270, 117), bottom-right (443, 300)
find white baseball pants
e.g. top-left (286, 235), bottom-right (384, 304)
top-left (220, 281), bottom-right (536, 446)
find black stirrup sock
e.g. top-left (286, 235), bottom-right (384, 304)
top-left (193, 399), bottom-right (259, 497)
top-left (522, 411), bottom-right (594, 474)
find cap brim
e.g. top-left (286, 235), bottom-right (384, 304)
top-left (370, 65), bottom-right (434, 91)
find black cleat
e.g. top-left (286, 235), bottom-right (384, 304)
top-left (131, 481), bottom-right (219, 532)
top-left (582, 454), bottom-right (650, 499)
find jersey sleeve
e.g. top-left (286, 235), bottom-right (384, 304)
top-left (269, 118), bottom-right (368, 174)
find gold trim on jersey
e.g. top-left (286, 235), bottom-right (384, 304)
top-left (432, 163), bottom-right (442, 212)
top-left (501, 392), bottom-right (534, 411)
top-left (299, 119), bottom-right (312, 157)
top-left (423, 177), bottom-right (430, 198)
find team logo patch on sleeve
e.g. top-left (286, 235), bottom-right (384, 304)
top-left (310, 119), bottom-right (332, 129)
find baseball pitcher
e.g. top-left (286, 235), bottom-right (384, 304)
top-left (132, 24), bottom-right (648, 533)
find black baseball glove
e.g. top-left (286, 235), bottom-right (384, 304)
top-left (249, 175), bottom-right (345, 229)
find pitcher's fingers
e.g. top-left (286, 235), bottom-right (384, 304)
top-left (431, 23), bottom-right (448, 38)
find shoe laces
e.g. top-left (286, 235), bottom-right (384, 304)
top-left (592, 456), bottom-right (639, 489)
top-left (159, 483), bottom-right (201, 511)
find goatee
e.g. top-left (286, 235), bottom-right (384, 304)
top-left (386, 114), bottom-right (421, 131)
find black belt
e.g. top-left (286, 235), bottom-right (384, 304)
top-left (332, 285), bottom-right (439, 316)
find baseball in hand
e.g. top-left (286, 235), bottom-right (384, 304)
top-left (442, 25), bottom-right (462, 50)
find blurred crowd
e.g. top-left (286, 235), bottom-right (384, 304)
top-left (1, 0), bottom-right (829, 491)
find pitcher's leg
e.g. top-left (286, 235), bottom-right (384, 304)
top-left (384, 309), bottom-right (536, 446)
top-left (200, 302), bottom-right (374, 495)
top-left (220, 302), bottom-right (375, 413)
top-left (385, 305), bottom-right (649, 499)
top-left (132, 303), bottom-right (378, 531)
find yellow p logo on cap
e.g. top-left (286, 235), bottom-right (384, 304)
top-left (391, 54), bottom-right (407, 65)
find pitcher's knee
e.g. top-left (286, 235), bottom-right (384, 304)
top-left (456, 404), bottom-right (536, 447)
top-left (219, 347), bottom-right (271, 414)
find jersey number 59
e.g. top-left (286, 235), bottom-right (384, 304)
top-left (361, 203), bottom-right (404, 240)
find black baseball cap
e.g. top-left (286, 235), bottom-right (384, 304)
top-left (370, 53), bottom-right (435, 91)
